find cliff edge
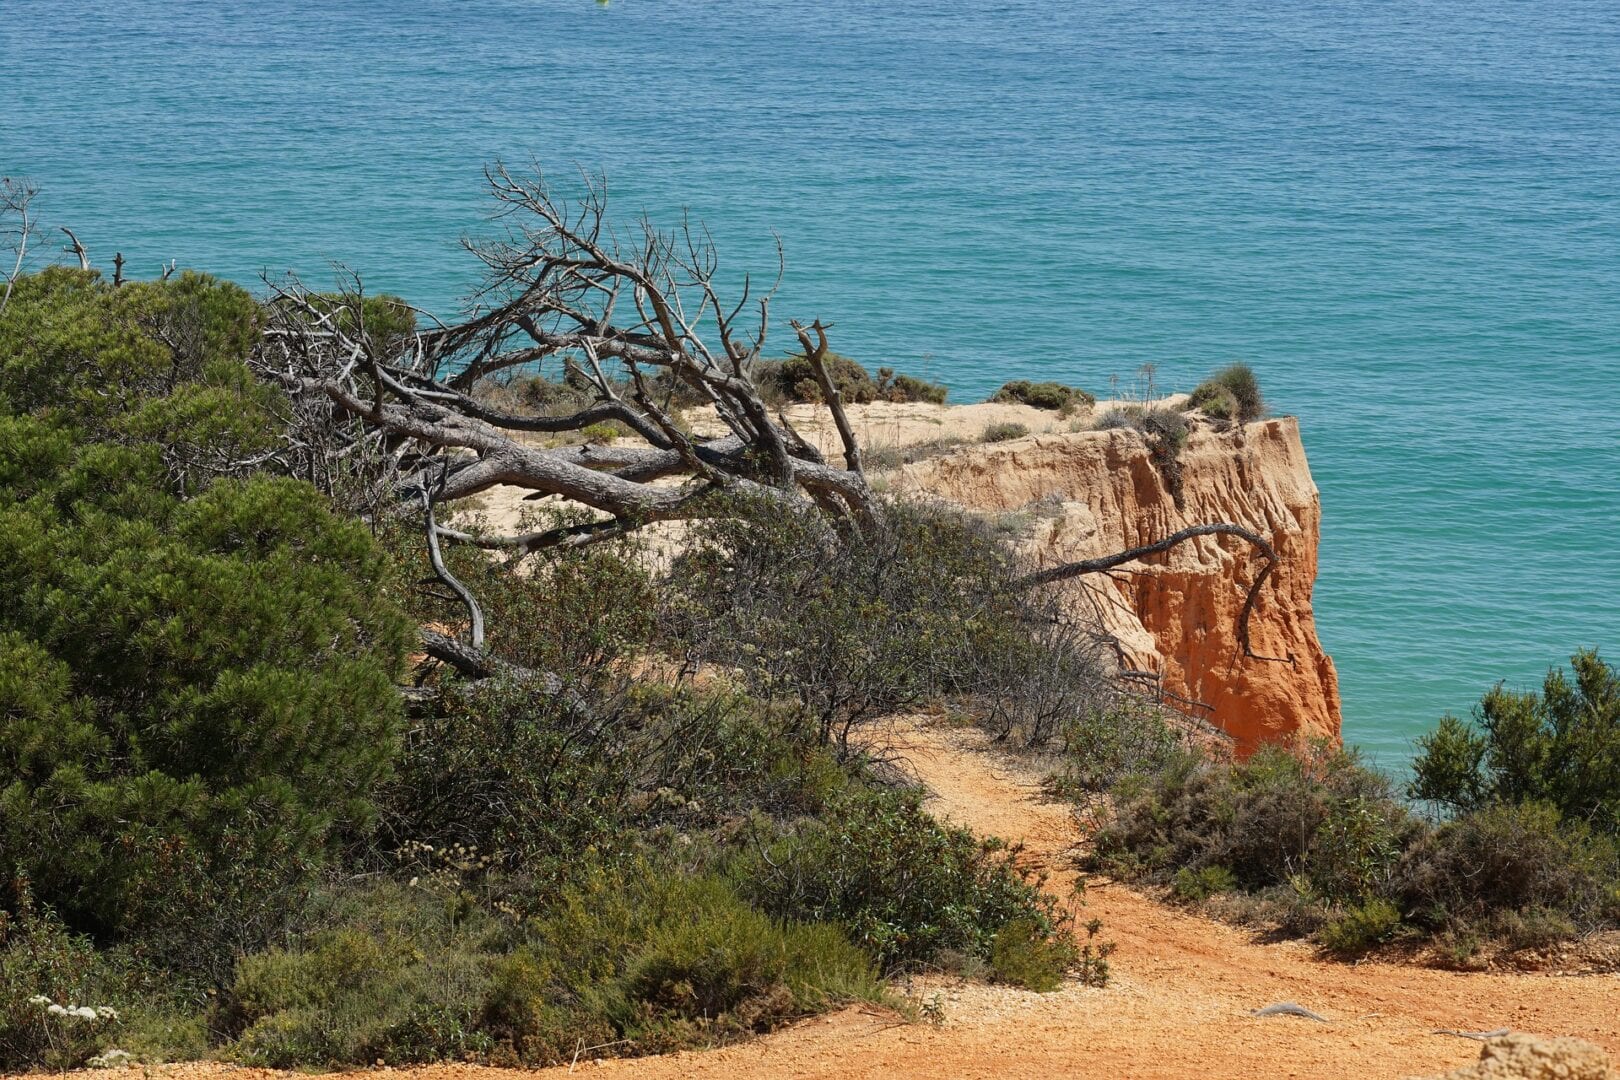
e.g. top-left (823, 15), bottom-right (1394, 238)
top-left (900, 414), bottom-right (1341, 751)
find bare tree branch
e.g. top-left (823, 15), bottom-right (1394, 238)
top-left (1016, 522), bottom-right (1292, 665)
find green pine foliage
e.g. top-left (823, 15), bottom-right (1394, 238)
top-left (1411, 649), bottom-right (1620, 829)
top-left (0, 270), bottom-right (412, 972)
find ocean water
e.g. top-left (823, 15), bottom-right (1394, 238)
top-left (4, 0), bottom-right (1618, 769)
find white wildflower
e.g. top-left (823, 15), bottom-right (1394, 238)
top-left (96, 1006), bottom-right (120, 1020)
top-left (47, 1003), bottom-right (69, 1016)
top-left (71, 1005), bottom-right (100, 1020)
top-left (28, 995), bottom-right (52, 1007)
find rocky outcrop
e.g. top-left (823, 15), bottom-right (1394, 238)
top-left (1414, 1034), bottom-right (1617, 1080)
top-left (902, 416), bottom-right (1341, 752)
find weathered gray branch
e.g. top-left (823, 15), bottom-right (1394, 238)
top-left (1017, 523), bottom-right (1292, 665)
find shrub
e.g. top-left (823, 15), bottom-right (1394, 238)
top-left (1090, 745), bottom-right (1412, 906)
top-left (1172, 866), bottom-right (1238, 904)
top-left (982, 421), bottom-right (1029, 443)
top-left (988, 918), bottom-right (1072, 991)
top-left (1319, 898), bottom-right (1402, 956)
top-left (226, 872), bottom-right (880, 1069)
top-left (733, 785), bottom-right (1075, 983)
top-left (989, 380), bottom-right (1094, 413)
top-left (667, 496), bottom-right (1108, 753)
top-left (1394, 800), bottom-right (1619, 932)
top-left (1411, 650), bottom-right (1620, 831)
top-left (1187, 364), bottom-right (1265, 423)
top-left (377, 680), bottom-right (836, 888)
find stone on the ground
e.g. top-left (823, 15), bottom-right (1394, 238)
top-left (1416, 1033), bottom-right (1616, 1080)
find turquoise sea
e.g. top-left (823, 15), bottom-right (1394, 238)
top-left (4, 0), bottom-right (1617, 768)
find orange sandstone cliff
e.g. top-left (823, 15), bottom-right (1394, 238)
top-left (901, 415), bottom-right (1341, 752)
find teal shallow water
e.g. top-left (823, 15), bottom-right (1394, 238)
top-left (4, 0), bottom-right (1618, 769)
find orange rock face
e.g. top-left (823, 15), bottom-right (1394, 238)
top-left (903, 416), bottom-right (1341, 752)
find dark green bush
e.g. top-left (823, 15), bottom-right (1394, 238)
top-left (1411, 650), bottom-right (1620, 831)
top-left (1091, 745), bottom-right (1413, 906)
top-left (1187, 364), bottom-right (1265, 423)
top-left (377, 679), bottom-right (839, 889)
top-left (989, 380), bottom-right (1094, 413)
top-left (1394, 800), bottom-right (1619, 931)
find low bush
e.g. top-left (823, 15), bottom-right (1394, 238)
top-left (1393, 800), bottom-right (1619, 932)
top-left (1187, 364), bottom-right (1265, 423)
top-left (1172, 865), bottom-right (1238, 904)
top-left (1319, 898), bottom-right (1402, 956)
top-left (667, 496), bottom-right (1112, 754)
top-left (989, 380), bottom-right (1094, 414)
top-left (982, 421), bottom-right (1029, 443)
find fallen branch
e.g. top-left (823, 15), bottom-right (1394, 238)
top-left (1016, 523), bottom-right (1293, 665)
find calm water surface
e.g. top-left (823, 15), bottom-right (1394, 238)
top-left (4, 0), bottom-right (1618, 768)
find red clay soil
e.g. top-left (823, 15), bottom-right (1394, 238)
top-left (26, 720), bottom-right (1619, 1080)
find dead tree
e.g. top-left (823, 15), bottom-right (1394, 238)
top-left (1, 176), bottom-right (42, 315)
top-left (253, 164), bottom-right (876, 675)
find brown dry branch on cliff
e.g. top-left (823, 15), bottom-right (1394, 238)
top-left (252, 164), bottom-right (1279, 694)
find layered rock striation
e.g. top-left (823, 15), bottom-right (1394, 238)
top-left (902, 415), bottom-right (1341, 752)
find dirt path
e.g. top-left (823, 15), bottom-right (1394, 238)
top-left (535, 720), bottom-right (1618, 1080)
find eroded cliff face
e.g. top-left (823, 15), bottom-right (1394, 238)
top-left (901, 416), bottom-right (1341, 752)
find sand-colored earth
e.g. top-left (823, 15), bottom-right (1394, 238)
top-left (52, 719), bottom-right (1617, 1080)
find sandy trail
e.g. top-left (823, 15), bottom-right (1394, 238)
top-left (33, 721), bottom-right (1616, 1080)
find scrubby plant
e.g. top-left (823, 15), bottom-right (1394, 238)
top-left (989, 379), bottom-right (1094, 413)
top-left (1319, 898), bottom-right (1402, 956)
top-left (1172, 866), bottom-right (1238, 904)
top-left (1187, 364), bottom-right (1265, 423)
top-left (982, 421), bottom-right (1029, 443)
top-left (666, 496), bottom-right (1110, 754)
top-left (223, 871), bottom-right (880, 1068)
top-left (1393, 800), bottom-right (1619, 932)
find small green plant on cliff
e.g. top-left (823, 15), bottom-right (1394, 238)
top-left (1187, 364), bottom-right (1265, 423)
top-left (989, 379), bottom-right (1095, 415)
top-left (753, 352), bottom-right (946, 406)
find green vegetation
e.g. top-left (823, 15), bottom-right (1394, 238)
top-left (0, 269), bottom-right (411, 981)
top-left (1086, 650), bottom-right (1620, 962)
top-left (1187, 363), bottom-right (1265, 423)
top-left (988, 379), bottom-right (1094, 414)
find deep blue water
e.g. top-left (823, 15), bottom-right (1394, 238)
top-left (4, 0), bottom-right (1618, 768)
